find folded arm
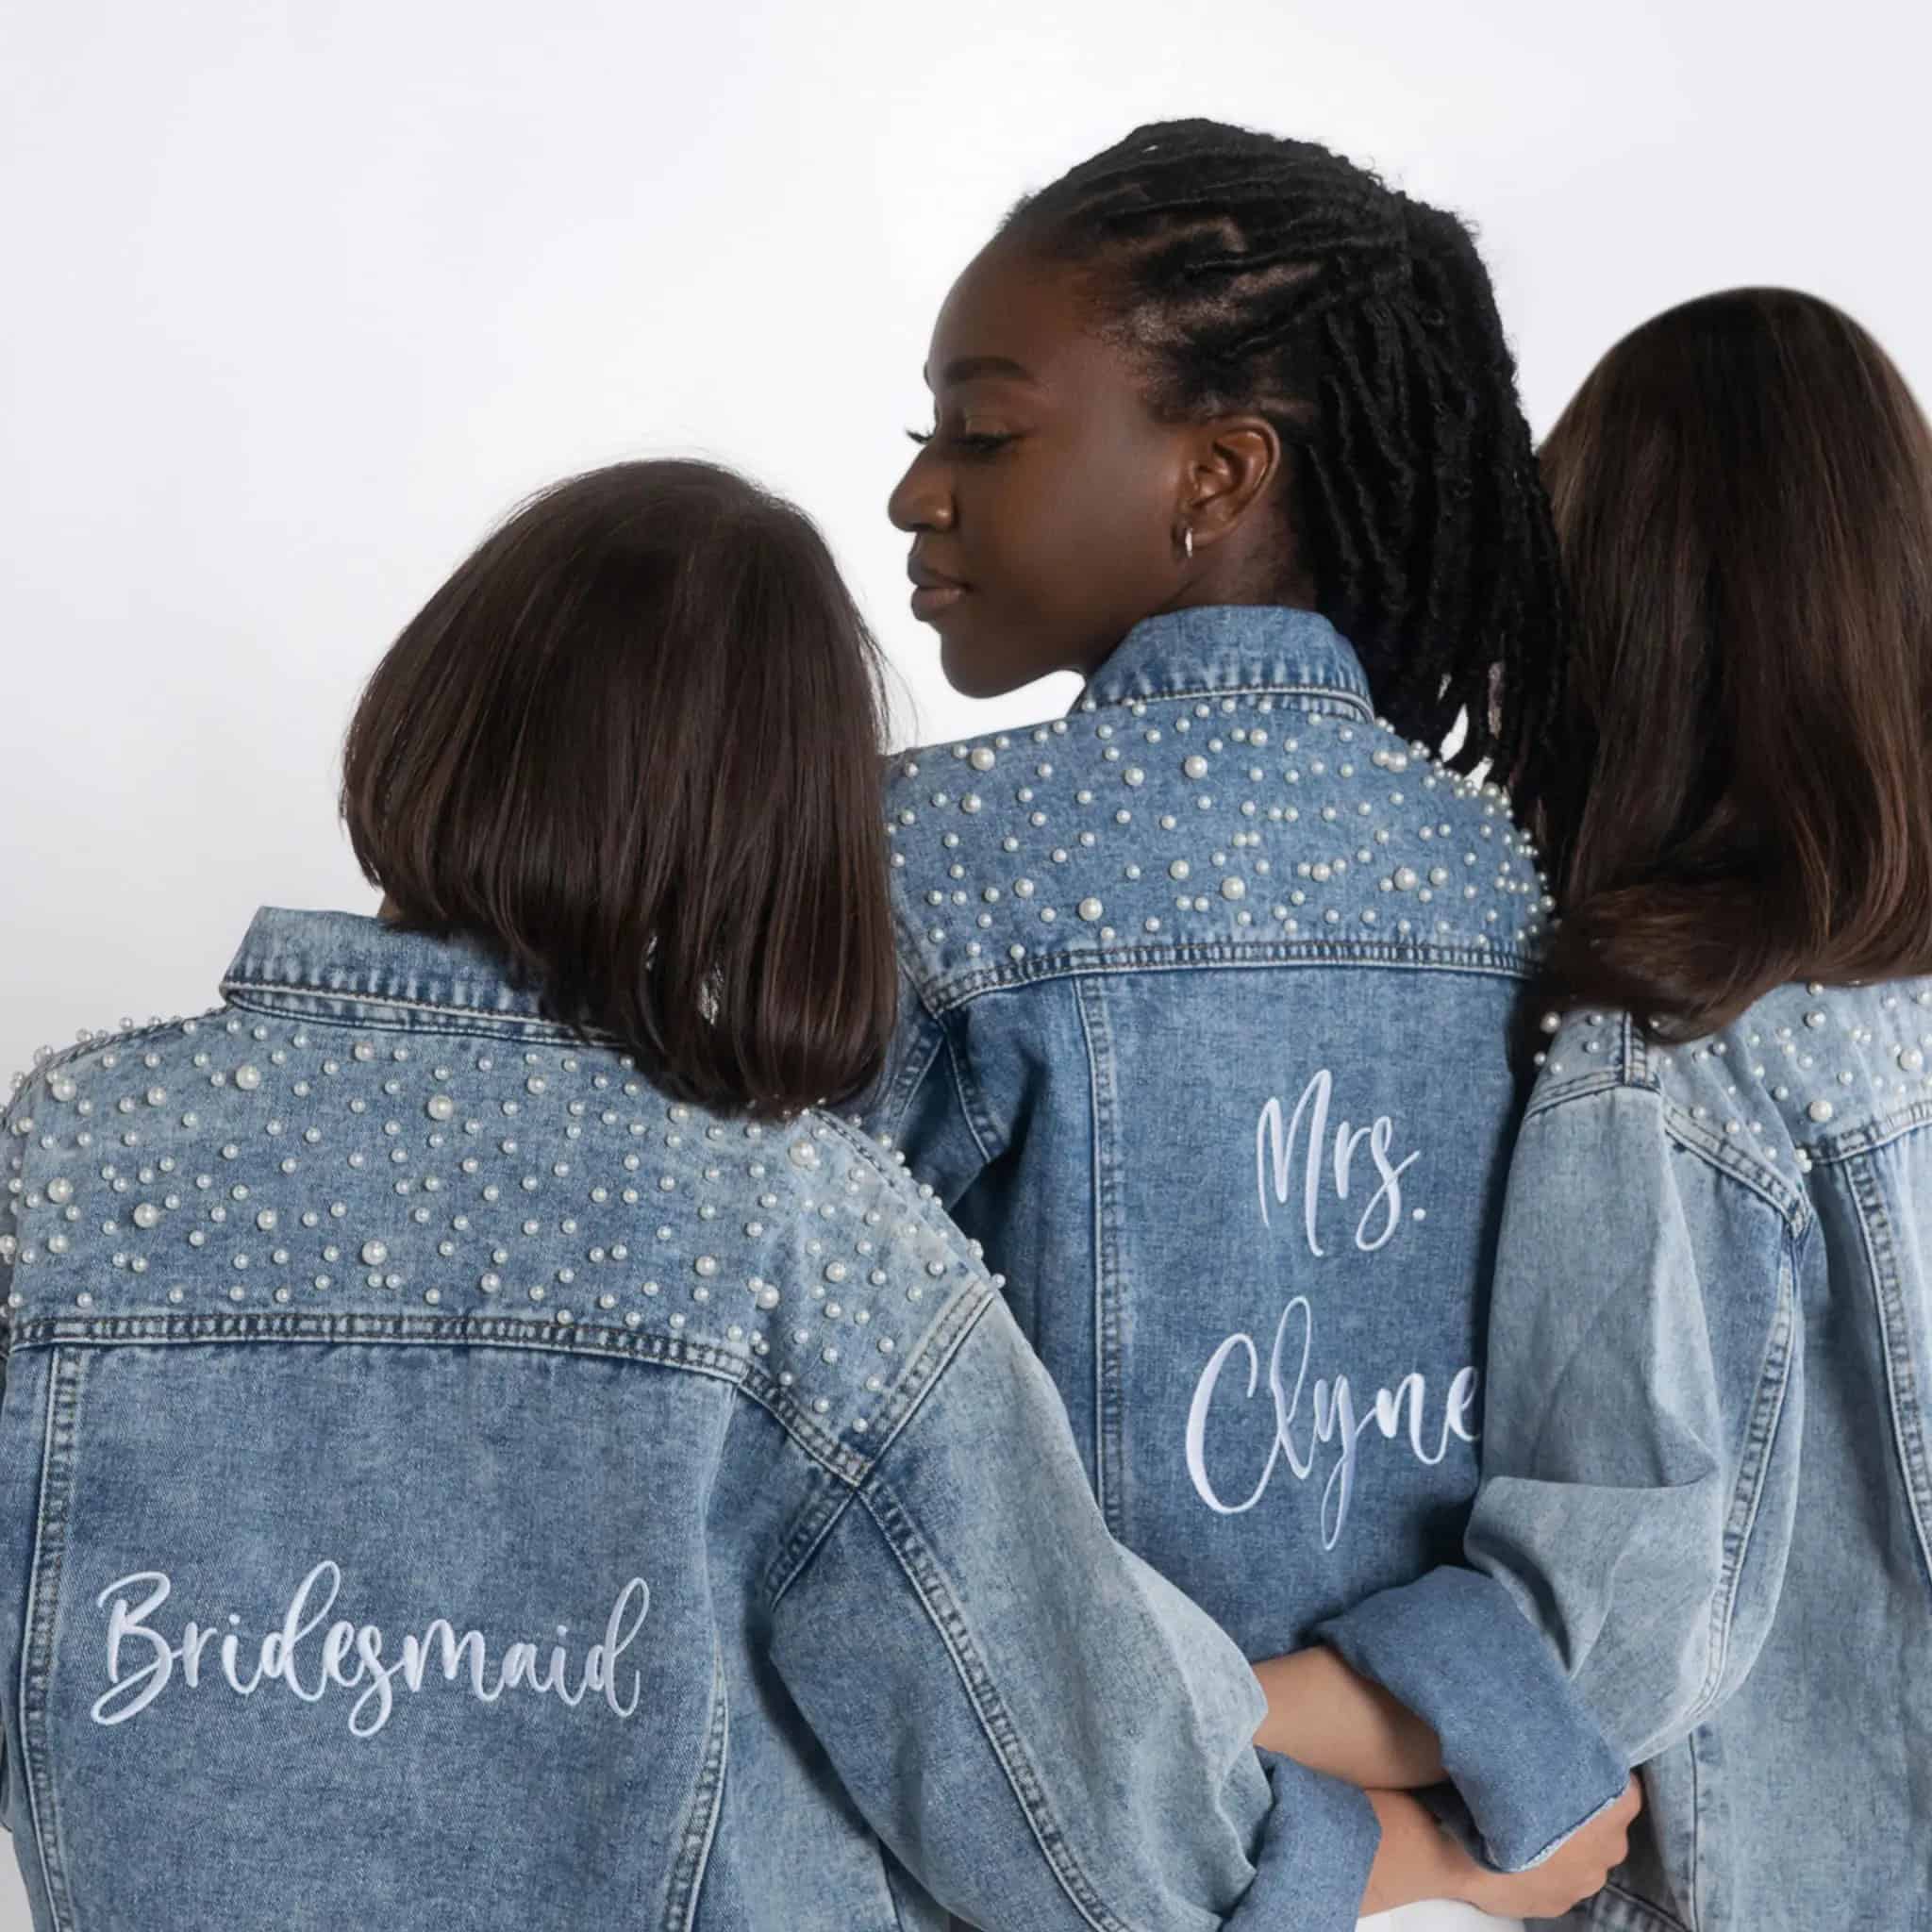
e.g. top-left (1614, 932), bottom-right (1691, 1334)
top-left (1309, 1080), bottom-right (1804, 1872)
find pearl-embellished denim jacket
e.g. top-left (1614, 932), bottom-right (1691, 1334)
top-left (0, 909), bottom-right (1384, 1932)
top-left (1318, 983), bottom-right (1932, 1931)
top-left (868, 605), bottom-right (1628, 1874)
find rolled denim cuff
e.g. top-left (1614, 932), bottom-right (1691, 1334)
top-left (1315, 1567), bottom-right (1629, 1873)
top-left (1226, 1750), bottom-right (1379, 1932)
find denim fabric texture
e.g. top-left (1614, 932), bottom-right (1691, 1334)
top-left (868, 605), bottom-right (1628, 1874)
top-left (1322, 988), bottom-right (1932, 1930)
top-left (0, 909), bottom-right (1378, 1931)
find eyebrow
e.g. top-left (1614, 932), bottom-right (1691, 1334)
top-left (925, 354), bottom-right (1038, 389)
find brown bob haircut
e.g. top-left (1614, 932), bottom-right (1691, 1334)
top-left (341, 460), bottom-right (897, 1118)
top-left (1533, 288), bottom-right (1932, 1037)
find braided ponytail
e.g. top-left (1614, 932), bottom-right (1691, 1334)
top-left (1002, 121), bottom-right (1569, 817)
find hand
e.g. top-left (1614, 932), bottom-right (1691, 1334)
top-left (1459, 1775), bottom-right (1642, 1921)
top-left (1357, 1790), bottom-right (1478, 1916)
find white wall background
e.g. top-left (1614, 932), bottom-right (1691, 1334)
top-left (1, 2), bottom-right (1926, 1923)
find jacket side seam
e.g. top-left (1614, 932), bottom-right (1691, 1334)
top-left (1690, 1234), bottom-right (1802, 1719)
top-left (20, 1347), bottom-right (85, 1932)
top-left (877, 960), bottom-right (948, 1133)
top-left (853, 1476), bottom-right (1184, 1932)
top-left (939, 1011), bottom-right (1000, 1172)
top-left (1844, 1152), bottom-right (1932, 1595)
top-left (664, 1641), bottom-right (730, 1932)
top-left (1074, 977), bottom-right (1126, 1539)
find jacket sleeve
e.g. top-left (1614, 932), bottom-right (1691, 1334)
top-left (1315, 1082), bottom-right (1805, 1872)
top-left (769, 1283), bottom-right (1381, 1932)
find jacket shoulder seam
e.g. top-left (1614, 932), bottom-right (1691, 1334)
top-left (1524, 1077), bottom-right (1807, 1234)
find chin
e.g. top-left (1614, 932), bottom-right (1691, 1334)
top-left (938, 618), bottom-right (1046, 701)
top-left (939, 633), bottom-right (1016, 700)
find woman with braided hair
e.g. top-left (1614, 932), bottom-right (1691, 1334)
top-left (874, 120), bottom-right (1634, 1924)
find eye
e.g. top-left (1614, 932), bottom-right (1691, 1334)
top-left (905, 426), bottom-right (1017, 458)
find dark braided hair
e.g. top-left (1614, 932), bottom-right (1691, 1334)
top-left (1002, 118), bottom-right (1571, 815)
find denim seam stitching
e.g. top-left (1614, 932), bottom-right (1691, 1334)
top-left (913, 944), bottom-right (1533, 1014)
top-left (1074, 977), bottom-right (1126, 1539)
top-left (1522, 1069), bottom-right (1626, 1118)
top-left (854, 1477), bottom-right (1166, 1932)
top-left (1802, 1096), bottom-right (1932, 1164)
top-left (20, 1346), bottom-right (85, 1932)
top-left (1596, 1874), bottom-right (1693, 1932)
top-left (1525, 1077), bottom-right (1804, 1232)
top-left (1689, 1719), bottom-right (1711, 1932)
top-left (765, 1284), bottom-right (998, 1606)
top-left (1657, 1109), bottom-right (1807, 1231)
top-left (1844, 1152), bottom-right (1932, 1593)
top-left (222, 980), bottom-right (590, 1039)
top-left (1690, 1238), bottom-right (1801, 1720)
top-left (2, 1312), bottom-right (891, 1488)
top-left (939, 1010), bottom-right (1000, 1171)
top-left (665, 1643), bottom-right (730, 1932)
top-left (1082, 680), bottom-right (1374, 718)
top-left (880, 966), bottom-right (946, 1128)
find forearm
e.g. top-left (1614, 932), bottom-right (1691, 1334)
top-left (1357, 1790), bottom-right (1470, 1914)
top-left (1254, 1645), bottom-right (1444, 1789)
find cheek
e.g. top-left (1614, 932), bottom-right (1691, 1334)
top-left (981, 435), bottom-right (1174, 620)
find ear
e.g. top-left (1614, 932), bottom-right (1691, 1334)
top-left (1178, 416), bottom-right (1283, 546)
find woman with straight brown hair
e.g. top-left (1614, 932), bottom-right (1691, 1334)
top-left (1290, 291), bottom-right (1932, 1928)
top-left (0, 456), bottom-right (1572, 1927)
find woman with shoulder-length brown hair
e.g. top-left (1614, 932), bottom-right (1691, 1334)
top-left (0, 456), bottom-right (1536, 1928)
top-left (1274, 291), bottom-right (1932, 1932)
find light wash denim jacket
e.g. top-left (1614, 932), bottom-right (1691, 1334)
top-left (867, 605), bottom-right (1628, 1874)
top-left (0, 909), bottom-right (1381, 1932)
top-left (1320, 984), bottom-right (1932, 1930)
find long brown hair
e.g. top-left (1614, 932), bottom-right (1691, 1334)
top-left (341, 460), bottom-right (897, 1117)
top-left (1533, 288), bottom-right (1932, 1037)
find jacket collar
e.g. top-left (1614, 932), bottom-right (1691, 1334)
top-left (1076, 605), bottom-right (1375, 718)
top-left (222, 908), bottom-right (555, 1024)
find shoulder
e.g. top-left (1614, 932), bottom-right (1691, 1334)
top-left (1530, 978), bottom-right (1932, 1213)
top-left (739, 1111), bottom-right (1000, 1462)
top-left (2, 1008), bottom-right (226, 1283)
top-left (884, 698), bottom-right (1546, 1007)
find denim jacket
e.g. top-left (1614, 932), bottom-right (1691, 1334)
top-left (867, 605), bottom-right (1629, 1874)
top-left (1320, 983), bottom-right (1932, 1930)
top-left (0, 908), bottom-right (1381, 1931)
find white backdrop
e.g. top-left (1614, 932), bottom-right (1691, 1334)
top-left (2, 3), bottom-right (1926, 1925)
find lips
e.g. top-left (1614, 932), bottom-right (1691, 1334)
top-left (908, 558), bottom-right (968, 622)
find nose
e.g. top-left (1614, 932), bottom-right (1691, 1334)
top-left (888, 446), bottom-right (955, 534)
